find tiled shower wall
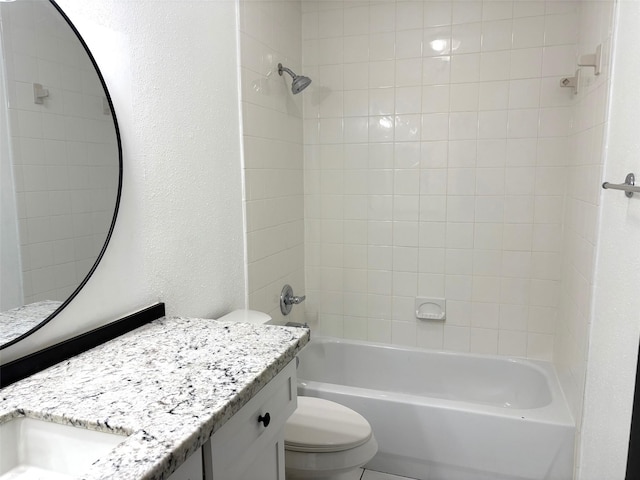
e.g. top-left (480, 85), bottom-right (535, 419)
top-left (302, 0), bottom-right (579, 360)
top-left (1, 2), bottom-right (118, 305)
top-left (239, 0), bottom-right (307, 324)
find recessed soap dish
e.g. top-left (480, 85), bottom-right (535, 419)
top-left (415, 297), bottom-right (446, 321)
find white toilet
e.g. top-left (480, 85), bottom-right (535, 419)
top-left (218, 310), bottom-right (378, 480)
top-left (284, 396), bottom-right (378, 479)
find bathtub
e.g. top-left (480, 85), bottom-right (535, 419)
top-left (296, 337), bottom-right (575, 480)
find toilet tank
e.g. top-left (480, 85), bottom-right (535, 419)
top-left (217, 309), bottom-right (272, 325)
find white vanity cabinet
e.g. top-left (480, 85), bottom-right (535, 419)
top-left (205, 359), bottom-right (296, 480)
top-left (167, 359), bottom-right (294, 480)
top-left (167, 449), bottom-right (203, 480)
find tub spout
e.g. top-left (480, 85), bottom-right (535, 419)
top-left (285, 321), bottom-right (309, 329)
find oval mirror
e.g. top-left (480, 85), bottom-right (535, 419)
top-left (0, 0), bottom-right (122, 348)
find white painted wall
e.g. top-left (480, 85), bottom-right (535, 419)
top-left (0, 0), bottom-right (246, 364)
top-left (579, 0), bottom-right (640, 477)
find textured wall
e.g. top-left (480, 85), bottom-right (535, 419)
top-left (1, 0), bottom-right (245, 364)
top-left (578, 0), bottom-right (640, 477)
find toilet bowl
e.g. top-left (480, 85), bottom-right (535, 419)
top-left (284, 396), bottom-right (378, 480)
top-left (217, 310), bottom-right (378, 479)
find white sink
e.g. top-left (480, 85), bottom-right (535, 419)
top-left (0, 417), bottom-right (127, 479)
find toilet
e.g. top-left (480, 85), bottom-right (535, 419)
top-left (284, 396), bottom-right (378, 479)
top-left (218, 310), bottom-right (378, 480)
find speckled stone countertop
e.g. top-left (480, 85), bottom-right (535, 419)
top-left (0, 316), bottom-right (309, 479)
top-left (0, 300), bottom-right (62, 344)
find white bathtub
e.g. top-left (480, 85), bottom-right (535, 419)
top-left (296, 337), bottom-right (575, 480)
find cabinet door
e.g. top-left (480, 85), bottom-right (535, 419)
top-left (167, 448), bottom-right (203, 480)
top-left (208, 430), bottom-right (286, 480)
top-left (205, 360), bottom-right (296, 480)
top-left (243, 434), bottom-right (285, 480)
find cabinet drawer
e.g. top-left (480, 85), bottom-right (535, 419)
top-left (208, 360), bottom-right (296, 473)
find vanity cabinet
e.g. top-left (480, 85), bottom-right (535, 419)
top-left (167, 360), bottom-right (296, 480)
top-left (167, 448), bottom-right (203, 480)
top-left (204, 359), bottom-right (296, 480)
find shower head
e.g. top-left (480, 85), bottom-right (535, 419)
top-left (278, 63), bottom-right (312, 94)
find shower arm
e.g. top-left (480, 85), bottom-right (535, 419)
top-left (278, 64), bottom-right (296, 79)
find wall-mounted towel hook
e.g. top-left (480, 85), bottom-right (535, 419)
top-left (33, 83), bottom-right (49, 104)
top-left (560, 69), bottom-right (580, 95)
top-left (578, 44), bottom-right (602, 75)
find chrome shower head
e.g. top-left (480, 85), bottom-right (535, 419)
top-left (278, 63), bottom-right (312, 94)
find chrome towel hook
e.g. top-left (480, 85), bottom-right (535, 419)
top-left (602, 173), bottom-right (640, 198)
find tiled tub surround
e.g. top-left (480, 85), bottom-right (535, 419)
top-left (239, 0), bottom-right (307, 326)
top-left (0, 300), bottom-right (61, 344)
top-left (0, 317), bottom-right (309, 479)
top-left (302, 0), bottom-right (582, 359)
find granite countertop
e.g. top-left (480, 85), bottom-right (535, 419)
top-left (0, 300), bottom-right (62, 344)
top-left (0, 316), bottom-right (310, 479)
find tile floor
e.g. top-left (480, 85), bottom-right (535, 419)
top-left (345, 469), bottom-right (418, 480)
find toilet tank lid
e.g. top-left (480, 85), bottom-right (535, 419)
top-left (285, 397), bottom-right (373, 453)
top-left (217, 309), bottom-right (272, 324)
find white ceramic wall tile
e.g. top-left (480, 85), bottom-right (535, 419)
top-left (299, 0), bottom-right (590, 368)
top-left (452, 1), bottom-right (482, 25)
top-left (471, 302), bottom-right (500, 328)
top-left (498, 330), bottom-right (528, 356)
top-left (417, 320), bottom-right (445, 349)
top-left (396, 30), bottom-right (423, 59)
top-left (422, 56), bottom-right (451, 86)
top-left (343, 36), bottom-right (370, 64)
top-left (510, 48), bottom-right (543, 79)
top-left (470, 327), bottom-right (499, 354)
top-left (396, 86), bottom-right (422, 114)
top-left (450, 83), bottom-right (480, 112)
top-left (240, 0), bottom-right (306, 325)
top-left (512, 16), bottom-right (545, 49)
top-left (443, 324), bottom-right (471, 351)
top-left (396, 2), bottom-right (423, 32)
top-left (452, 22), bottom-right (482, 55)
top-left (481, 19), bottom-right (513, 51)
top-left (483, 2), bottom-right (512, 22)
top-left (513, 2), bottom-right (545, 19)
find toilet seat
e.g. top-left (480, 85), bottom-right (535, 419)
top-left (285, 397), bottom-right (373, 453)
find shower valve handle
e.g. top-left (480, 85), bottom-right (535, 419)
top-left (285, 294), bottom-right (306, 305)
top-left (280, 284), bottom-right (306, 315)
